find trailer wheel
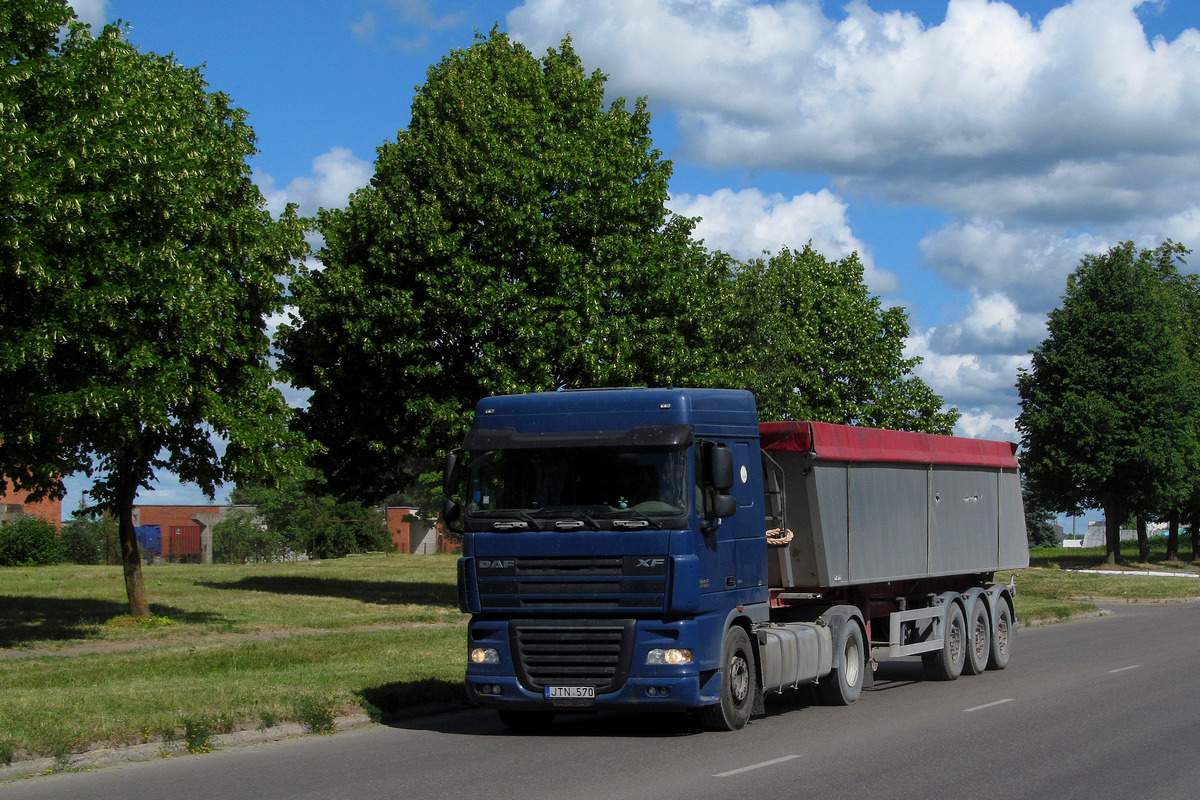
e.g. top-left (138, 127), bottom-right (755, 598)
top-left (820, 620), bottom-right (865, 706)
top-left (963, 597), bottom-right (991, 676)
top-left (700, 626), bottom-right (756, 731)
top-left (987, 599), bottom-right (1014, 671)
top-left (921, 601), bottom-right (966, 681)
top-left (498, 710), bottom-right (556, 733)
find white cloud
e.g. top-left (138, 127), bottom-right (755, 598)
top-left (669, 187), bottom-right (898, 293)
top-left (67, 0), bottom-right (109, 29)
top-left (919, 219), bottom-right (1105, 312)
top-left (907, 326), bottom-right (1031, 427)
top-left (259, 147), bottom-right (373, 217)
top-left (509, 0), bottom-right (1200, 224)
top-left (925, 290), bottom-right (1047, 355)
top-left (352, 11), bottom-right (379, 42)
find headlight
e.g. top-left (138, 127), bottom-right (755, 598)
top-left (647, 648), bottom-right (692, 665)
top-left (470, 647), bottom-right (500, 664)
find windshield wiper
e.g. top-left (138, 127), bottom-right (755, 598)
top-left (533, 507), bottom-right (601, 531)
top-left (479, 510), bottom-right (543, 531)
top-left (606, 509), bottom-right (664, 529)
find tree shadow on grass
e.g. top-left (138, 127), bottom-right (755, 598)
top-left (198, 576), bottom-right (459, 607)
top-left (0, 596), bottom-right (225, 648)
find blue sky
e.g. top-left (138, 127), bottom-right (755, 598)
top-left (61, 1), bottom-right (1200, 525)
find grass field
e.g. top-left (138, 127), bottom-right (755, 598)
top-left (2, 544), bottom-right (1198, 766)
top-left (1, 554), bottom-right (467, 763)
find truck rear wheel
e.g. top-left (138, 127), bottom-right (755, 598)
top-left (700, 626), bottom-right (756, 731)
top-left (921, 601), bottom-right (966, 681)
top-left (987, 599), bottom-right (1013, 670)
top-left (819, 620), bottom-right (865, 706)
top-left (963, 597), bottom-right (991, 676)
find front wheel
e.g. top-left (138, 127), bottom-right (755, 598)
top-left (699, 626), bottom-right (756, 731)
top-left (819, 619), bottom-right (865, 705)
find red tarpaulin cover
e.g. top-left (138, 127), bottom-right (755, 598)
top-left (759, 421), bottom-right (1019, 469)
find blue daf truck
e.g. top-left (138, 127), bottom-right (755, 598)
top-left (443, 388), bottom-right (1028, 731)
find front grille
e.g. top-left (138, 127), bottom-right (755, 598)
top-left (476, 555), bottom-right (668, 611)
top-left (510, 619), bottom-right (635, 693)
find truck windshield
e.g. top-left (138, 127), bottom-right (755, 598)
top-left (468, 446), bottom-right (688, 526)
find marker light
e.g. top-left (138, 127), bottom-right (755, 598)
top-left (647, 648), bottom-right (692, 665)
top-left (470, 647), bottom-right (500, 664)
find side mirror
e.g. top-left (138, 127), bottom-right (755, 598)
top-left (710, 445), bottom-right (735, 492)
top-left (442, 450), bottom-right (461, 496)
top-left (442, 498), bottom-right (461, 523)
top-left (712, 494), bottom-right (737, 519)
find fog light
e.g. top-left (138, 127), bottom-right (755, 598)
top-left (470, 647), bottom-right (499, 664)
top-left (647, 648), bottom-right (692, 665)
top-left (475, 683), bottom-right (504, 696)
top-left (646, 686), bottom-right (671, 697)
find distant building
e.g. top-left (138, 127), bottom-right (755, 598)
top-left (1081, 519), bottom-right (1166, 548)
top-left (0, 479), bottom-right (62, 531)
top-left (386, 507), bottom-right (448, 554)
top-left (130, 503), bottom-right (456, 560)
top-left (133, 504), bottom-right (253, 563)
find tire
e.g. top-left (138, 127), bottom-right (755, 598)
top-left (963, 596), bottom-right (991, 676)
top-left (921, 600), bottom-right (966, 681)
top-left (699, 626), bottom-right (756, 731)
top-left (987, 598), bottom-right (1014, 671)
top-left (819, 619), bottom-right (865, 706)
top-left (497, 709), bottom-right (556, 733)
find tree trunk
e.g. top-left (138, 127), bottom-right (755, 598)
top-left (1103, 501), bottom-right (1122, 565)
top-left (116, 489), bottom-right (150, 618)
top-left (1136, 516), bottom-right (1149, 563)
top-left (1167, 509), bottom-right (1180, 561)
top-left (1193, 500), bottom-right (1200, 561)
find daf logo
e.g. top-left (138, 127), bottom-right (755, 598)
top-left (636, 558), bottom-right (665, 568)
top-left (479, 559), bottom-right (516, 569)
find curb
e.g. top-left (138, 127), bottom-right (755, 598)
top-left (0, 713), bottom-right (373, 781)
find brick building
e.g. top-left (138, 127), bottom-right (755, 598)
top-left (386, 507), bottom-right (446, 554)
top-left (0, 480), bottom-right (62, 531)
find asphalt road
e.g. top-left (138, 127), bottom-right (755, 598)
top-left (6, 601), bottom-right (1199, 800)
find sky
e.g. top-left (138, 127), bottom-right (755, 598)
top-left (59, 1), bottom-right (1200, 527)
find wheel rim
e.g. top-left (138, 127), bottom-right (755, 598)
top-left (844, 636), bottom-right (861, 687)
top-left (947, 614), bottom-right (964, 663)
top-left (729, 652), bottom-right (750, 705)
top-left (996, 610), bottom-right (1010, 655)
top-left (972, 610), bottom-right (989, 661)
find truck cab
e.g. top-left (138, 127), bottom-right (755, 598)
top-left (446, 388), bottom-right (769, 729)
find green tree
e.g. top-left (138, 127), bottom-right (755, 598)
top-left (1154, 269), bottom-right (1200, 560)
top-left (1023, 482), bottom-right (1060, 549)
top-left (0, 11), bottom-right (308, 616)
top-left (211, 509), bottom-right (288, 564)
top-left (230, 470), bottom-right (393, 559)
top-left (279, 29), bottom-right (720, 500)
top-left (0, 516), bottom-right (62, 566)
top-left (1016, 241), bottom-right (1197, 565)
top-left (705, 245), bottom-right (958, 432)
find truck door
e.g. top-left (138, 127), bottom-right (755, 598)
top-left (697, 440), bottom-right (766, 598)
top-left (729, 440), bottom-right (767, 593)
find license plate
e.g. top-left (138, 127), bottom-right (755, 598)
top-left (544, 686), bottom-right (595, 699)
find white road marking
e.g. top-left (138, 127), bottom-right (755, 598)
top-left (714, 754), bottom-right (803, 778)
top-left (964, 698), bottom-right (1014, 712)
top-left (1109, 665), bottom-right (1141, 673)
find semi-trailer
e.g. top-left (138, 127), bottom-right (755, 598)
top-left (444, 387), bottom-right (1028, 731)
